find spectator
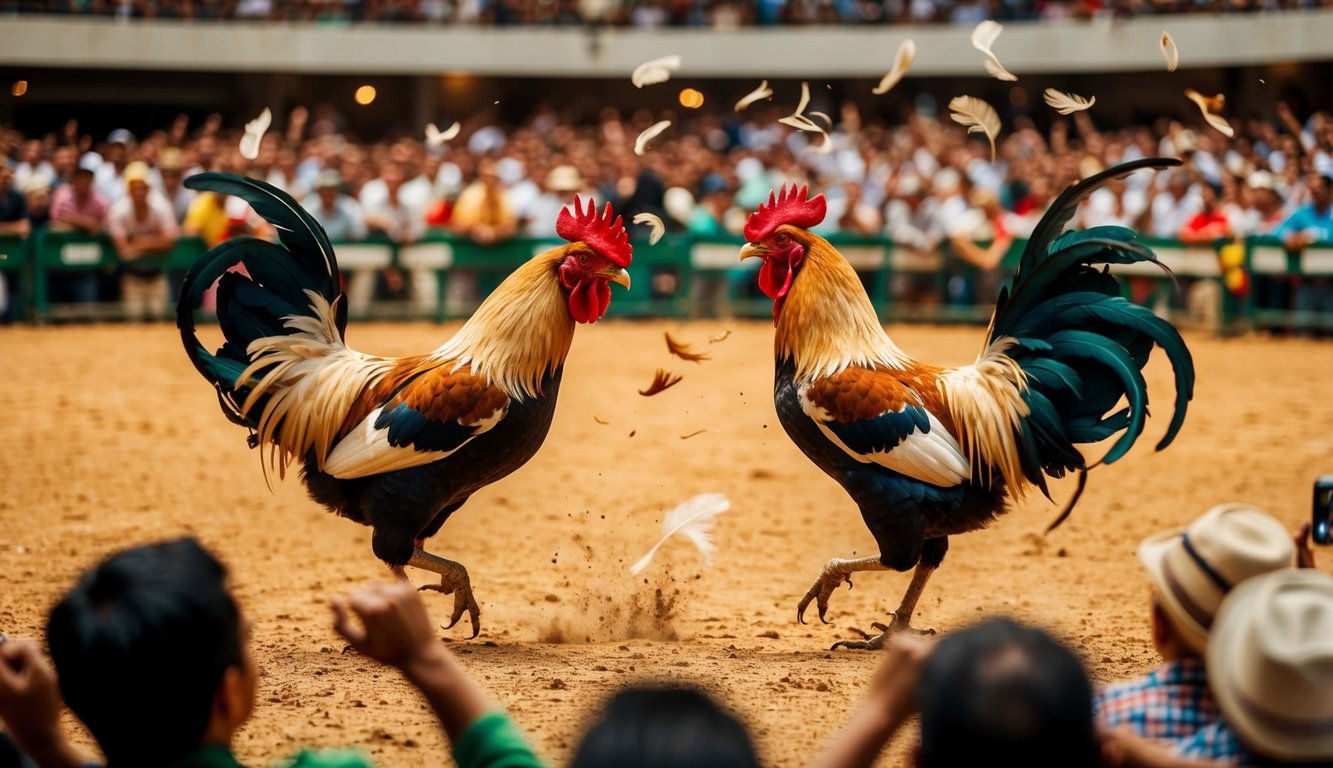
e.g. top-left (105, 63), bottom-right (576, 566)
top-left (106, 161), bottom-right (179, 320)
top-left (302, 168), bottom-right (368, 241)
top-left (0, 539), bottom-right (544, 768)
top-left (49, 153), bottom-right (109, 236)
top-left (525, 164), bottom-right (596, 238)
top-left (570, 686), bottom-right (760, 768)
top-left (449, 156), bottom-right (517, 245)
top-left (1178, 182), bottom-right (1233, 243)
top-left (1178, 568), bottom-right (1333, 766)
top-left (20, 174), bottom-right (52, 231)
top-left (158, 147), bottom-right (196, 223)
top-left (94, 129), bottom-right (137, 205)
top-left (1093, 503), bottom-right (1296, 752)
top-left (947, 186), bottom-right (1013, 306)
top-left (1274, 172), bottom-right (1333, 334)
top-left (0, 163), bottom-right (31, 322)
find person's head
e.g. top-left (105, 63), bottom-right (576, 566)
top-left (916, 617), bottom-right (1100, 767)
top-left (315, 168), bottom-right (344, 207)
top-left (46, 538), bottom-right (254, 767)
top-left (124, 161), bottom-right (151, 205)
top-left (158, 147), bottom-right (185, 190)
top-left (571, 685), bottom-right (760, 768)
top-left (1137, 503), bottom-right (1294, 658)
top-left (1207, 568), bottom-right (1333, 764)
top-left (1200, 181), bottom-right (1222, 210)
top-left (0, 163), bottom-right (11, 190)
top-left (72, 153), bottom-right (99, 195)
top-left (1308, 173), bottom-right (1332, 211)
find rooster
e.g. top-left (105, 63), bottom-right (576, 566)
top-left (738, 159), bottom-right (1194, 649)
top-left (177, 175), bottom-right (632, 637)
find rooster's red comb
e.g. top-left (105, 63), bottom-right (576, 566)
top-left (744, 184), bottom-right (827, 243)
top-left (556, 196), bottom-right (632, 267)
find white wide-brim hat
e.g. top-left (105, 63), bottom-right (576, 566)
top-left (1137, 503), bottom-right (1293, 653)
top-left (1207, 568), bottom-right (1333, 762)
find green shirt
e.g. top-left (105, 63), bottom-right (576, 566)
top-left (167, 710), bottom-right (542, 768)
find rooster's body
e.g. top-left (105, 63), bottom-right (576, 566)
top-left (177, 175), bottom-right (632, 636)
top-left (739, 160), bottom-right (1195, 649)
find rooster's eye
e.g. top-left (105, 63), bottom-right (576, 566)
top-left (577, 254), bottom-right (589, 265)
top-left (777, 233), bottom-right (790, 246)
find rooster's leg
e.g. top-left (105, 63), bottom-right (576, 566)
top-left (796, 556), bottom-right (888, 625)
top-left (831, 537), bottom-right (947, 651)
top-left (406, 547), bottom-right (481, 639)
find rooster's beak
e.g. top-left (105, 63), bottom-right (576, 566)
top-left (739, 242), bottom-right (768, 261)
top-left (602, 267), bottom-right (631, 290)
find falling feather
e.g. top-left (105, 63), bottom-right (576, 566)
top-left (633, 212), bottom-right (666, 245)
top-left (631, 55), bottom-right (682, 88)
top-left (971, 21), bottom-right (1017, 82)
top-left (708, 329), bottom-right (732, 343)
top-left (425, 121), bottom-right (461, 146)
top-left (1043, 88), bottom-right (1097, 115)
top-left (872, 39), bottom-right (915, 95)
top-left (809, 111), bottom-right (834, 128)
top-left (634, 120), bottom-right (671, 156)
top-left (629, 493), bottom-right (730, 574)
top-left (639, 368), bottom-right (683, 396)
top-left (949, 95), bottom-right (1002, 162)
top-left (680, 429), bottom-right (720, 439)
top-left (238, 108), bottom-right (272, 161)
top-left (1185, 88), bottom-right (1235, 138)
top-left (665, 332), bottom-right (710, 362)
top-left (795, 80), bottom-right (811, 116)
top-left (735, 80), bottom-right (774, 112)
top-left (1161, 31), bottom-right (1179, 72)
top-left (779, 115), bottom-right (822, 132)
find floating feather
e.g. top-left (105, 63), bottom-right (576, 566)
top-left (1160, 31), bottom-right (1179, 72)
top-left (593, 415), bottom-right (610, 425)
top-left (809, 111), bottom-right (834, 129)
top-left (971, 21), bottom-right (1018, 82)
top-left (629, 493), bottom-right (730, 574)
top-left (708, 329), bottom-right (732, 343)
top-left (633, 212), bottom-right (666, 245)
top-left (1043, 88), bottom-right (1096, 115)
top-left (795, 80), bottom-right (811, 116)
top-left (872, 39), bottom-right (915, 95)
top-left (634, 120), bottom-right (671, 156)
top-left (631, 55), bottom-right (682, 88)
top-left (425, 121), bottom-right (461, 146)
top-left (735, 80), bottom-right (774, 112)
top-left (949, 95), bottom-right (1002, 162)
top-left (238, 107), bottom-right (271, 161)
top-left (680, 429), bottom-right (720, 440)
top-left (665, 331), bottom-right (710, 362)
top-left (639, 368), bottom-right (682, 396)
top-left (1185, 88), bottom-right (1235, 138)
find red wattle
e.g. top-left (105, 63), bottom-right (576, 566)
top-left (568, 279), bottom-right (611, 323)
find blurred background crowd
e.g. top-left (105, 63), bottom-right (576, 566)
top-left (5, 0), bottom-right (1333, 26)
top-left (3, 96), bottom-right (1333, 321)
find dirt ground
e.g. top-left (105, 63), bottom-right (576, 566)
top-left (2, 319), bottom-right (1331, 767)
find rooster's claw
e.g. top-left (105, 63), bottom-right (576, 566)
top-left (796, 561), bottom-right (857, 625)
top-left (420, 568), bottom-right (481, 639)
top-left (831, 612), bottom-right (935, 651)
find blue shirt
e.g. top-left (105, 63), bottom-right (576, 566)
top-left (1274, 204), bottom-right (1333, 242)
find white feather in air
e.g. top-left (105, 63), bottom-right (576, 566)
top-left (735, 80), bottom-right (773, 112)
top-left (629, 493), bottom-right (730, 575)
top-left (872, 39), bottom-right (915, 95)
top-left (971, 21), bottom-right (1017, 81)
top-left (949, 95), bottom-right (1002, 163)
top-left (425, 121), bottom-right (461, 146)
top-left (1043, 88), bottom-right (1096, 115)
top-left (633, 212), bottom-right (666, 245)
top-left (634, 120), bottom-right (672, 156)
top-left (239, 108), bottom-right (272, 161)
top-left (1160, 31), bottom-right (1179, 72)
top-left (631, 55), bottom-right (682, 88)
top-left (1184, 89), bottom-right (1234, 138)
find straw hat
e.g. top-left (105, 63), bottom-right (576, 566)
top-left (1207, 568), bottom-right (1333, 762)
top-left (1137, 503), bottom-right (1294, 653)
top-left (545, 165), bottom-right (584, 193)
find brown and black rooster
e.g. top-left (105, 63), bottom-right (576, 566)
top-left (177, 175), bottom-right (632, 637)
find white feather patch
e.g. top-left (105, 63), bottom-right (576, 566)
top-left (634, 120), bottom-right (671, 156)
top-left (631, 55), bottom-right (682, 88)
top-left (322, 403), bottom-right (506, 480)
top-left (629, 493), bottom-right (730, 575)
top-left (239, 107), bottom-right (272, 161)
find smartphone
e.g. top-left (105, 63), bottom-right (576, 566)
top-left (1315, 476), bottom-right (1333, 545)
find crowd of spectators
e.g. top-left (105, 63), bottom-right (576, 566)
top-left (4, 0), bottom-right (1333, 25)
top-left (3, 95), bottom-right (1333, 323)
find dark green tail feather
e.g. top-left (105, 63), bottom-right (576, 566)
top-left (176, 173), bottom-right (344, 433)
top-left (988, 159), bottom-right (1195, 531)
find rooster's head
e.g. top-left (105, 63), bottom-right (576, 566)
top-left (555, 196), bottom-right (633, 324)
top-left (738, 184), bottom-right (827, 323)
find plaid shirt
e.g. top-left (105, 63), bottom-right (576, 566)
top-left (1178, 720), bottom-right (1249, 765)
top-left (1093, 657), bottom-right (1220, 743)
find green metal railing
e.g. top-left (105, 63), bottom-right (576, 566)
top-left (3, 227), bottom-right (1331, 334)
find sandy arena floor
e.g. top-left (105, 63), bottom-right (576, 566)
top-left (2, 319), bottom-right (1331, 767)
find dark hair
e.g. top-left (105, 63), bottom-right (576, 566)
top-left (46, 538), bottom-right (242, 767)
top-left (571, 685), bottom-right (760, 768)
top-left (917, 617), bottom-right (1100, 767)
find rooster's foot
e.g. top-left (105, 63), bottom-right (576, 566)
top-left (420, 569), bottom-right (481, 639)
top-left (830, 613), bottom-right (935, 651)
top-left (796, 556), bottom-right (888, 625)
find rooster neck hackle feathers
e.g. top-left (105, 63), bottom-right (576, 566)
top-left (430, 248), bottom-right (576, 401)
top-left (776, 235), bottom-right (909, 380)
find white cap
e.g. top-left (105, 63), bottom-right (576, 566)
top-left (77, 152), bottom-right (102, 173)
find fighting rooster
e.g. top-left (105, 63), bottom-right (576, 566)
top-left (739, 159), bottom-right (1194, 649)
top-left (177, 175), bottom-right (632, 637)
